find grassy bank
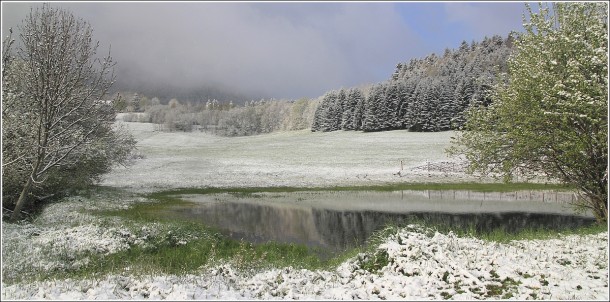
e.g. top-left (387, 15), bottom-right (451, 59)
top-left (4, 183), bottom-right (602, 285)
top-left (54, 220), bottom-right (340, 281)
top-left (97, 195), bottom-right (607, 281)
top-left (87, 182), bottom-right (595, 279)
top-left (148, 181), bottom-right (574, 199)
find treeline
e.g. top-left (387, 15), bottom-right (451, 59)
top-left (312, 35), bottom-right (514, 132)
top-left (121, 34), bottom-right (513, 136)
top-left (111, 81), bottom-right (262, 106)
top-left (122, 97), bottom-right (319, 136)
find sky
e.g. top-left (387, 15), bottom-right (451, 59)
top-left (1, 1), bottom-right (529, 101)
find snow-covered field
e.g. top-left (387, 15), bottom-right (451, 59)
top-left (2, 122), bottom-right (608, 300)
top-left (101, 121), bottom-right (485, 191)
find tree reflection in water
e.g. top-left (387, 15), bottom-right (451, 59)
top-left (168, 191), bottom-right (596, 252)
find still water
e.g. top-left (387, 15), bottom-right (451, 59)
top-left (164, 190), bottom-right (595, 251)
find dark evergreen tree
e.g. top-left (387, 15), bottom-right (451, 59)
top-left (351, 88), bottom-right (365, 130)
top-left (362, 84), bottom-right (385, 132)
top-left (311, 100), bottom-right (325, 132)
top-left (336, 89), bottom-right (348, 130)
top-left (312, 34), bottom-right (513, 133)
top-left (311, 93), bottom-right (333, 132)
top-left (341, 88), bottom-right (362, 130)
top-left (383, 82), bottom-right (402, 130)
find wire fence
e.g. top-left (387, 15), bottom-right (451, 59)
top-left (414, 190), bottom-right (579, 204)
top-left (400, 160), bottom-right (579, 204)
top-left (409, 160), bottom-right (470, 174)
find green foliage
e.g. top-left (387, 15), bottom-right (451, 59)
top-left (357, 250), bottom-right (390, 274)
top-left (448, 2), bottom-right (608, 222)
top-left (287, 98), bottom-right (315, 130)
top-left (484, 276), bottom-right (521, 298)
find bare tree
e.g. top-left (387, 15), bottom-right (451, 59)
top-left (3, 4), bottom-right (135, 221)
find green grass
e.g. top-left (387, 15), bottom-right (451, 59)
top-left (474, 222), bottom-right (608, 243)
top-left (147, 181), bottom-right (574, 199)
top-left (31, 217), bottom-right (343, 284)
top-left (366, 218), bottom-right (607, 245)
top-left (93, 195), bottom-right (347, 279)
top-left (72, 229), bottom-right (327, 278)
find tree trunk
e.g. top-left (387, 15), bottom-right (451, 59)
top-left (589, 193), bottom-right (608, 223)
top-left (10, 176), bottom-right (34, 221)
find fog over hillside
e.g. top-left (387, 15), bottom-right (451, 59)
top-left (1, 2), bottom-right (526, 102)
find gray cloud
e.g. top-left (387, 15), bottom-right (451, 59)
top-left (2, 2), bottom-right (523, 100)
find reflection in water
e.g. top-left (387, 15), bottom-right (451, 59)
top-left (312, 210), bottom-right (595, 250)
top-left (167, 191), bottom-right (596, 252)
top-left (174, 202), bottom-right (322, 247)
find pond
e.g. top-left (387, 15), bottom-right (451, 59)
top-left (162, 190), bottom-right (595, 252)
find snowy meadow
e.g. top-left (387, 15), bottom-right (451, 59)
top-left (101, 120), bottom-right (477, 191)
top-left (2, 121), bottom-right (608, 300)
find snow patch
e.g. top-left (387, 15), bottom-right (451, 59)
top-left (3, 222), bottom-right (608, 300)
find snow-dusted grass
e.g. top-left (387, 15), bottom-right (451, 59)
top-left (3, 221), bottom-right (608, 300)
top-left (1, 189), bottom-right (157, 283)
top-left (102, 122), bottom-right (480, 191)
top-left (3, 123), bottom-right (608, 300)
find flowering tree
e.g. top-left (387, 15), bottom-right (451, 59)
top-left (448, 2), bottom-right (608, 222)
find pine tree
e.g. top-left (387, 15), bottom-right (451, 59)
top-left (351, 89), bottom-right (365, 130)
top-left (311, 97), bottom-right (327, 132)
top-left (335, 89), bottom-right (348, 131)
top-left (362, 84), bottom-right (385, 132)
top-left (341, 88), bottom-right (360, 130)
top-left (435, 77), bottom-right (455, 131)
top-left (311, 32), bottom-right (513, 133)
top-left (383, 82), bottom-right (401, 130)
